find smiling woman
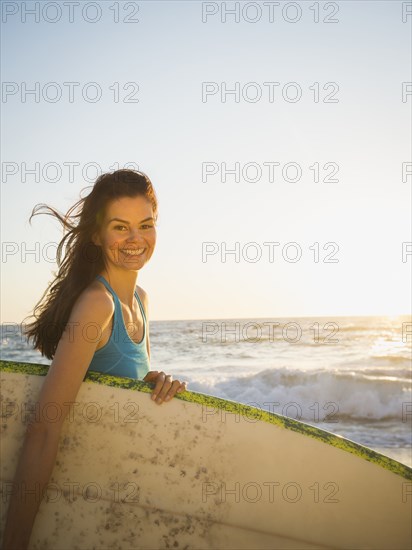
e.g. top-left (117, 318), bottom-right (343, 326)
top-left (1, 169), bottom-right (188, 550)
top-left (86, 195), bottom-right (158, 380)
top-left (93, 197), bottom-right (157, 276)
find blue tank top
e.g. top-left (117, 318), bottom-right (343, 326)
top-left (87, 275), bottom-right (150, 380)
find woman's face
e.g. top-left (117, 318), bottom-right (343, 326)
top-left (93, 195), bottom-right (157, 272)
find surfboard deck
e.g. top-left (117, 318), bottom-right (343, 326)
top-left (1, 360), bottom-right (411, 549)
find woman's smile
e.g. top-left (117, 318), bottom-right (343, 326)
top-left (116, 247), bottom-right (148, 263)
top-left (120, 247), bottom-right (146, 256)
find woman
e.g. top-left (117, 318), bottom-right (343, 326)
top-left (2, 169), bottom-right (188, 549)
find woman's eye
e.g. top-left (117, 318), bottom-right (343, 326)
top-left (114, 225), bottom-right (127, 231)
top-left (141, 224), bottom-right (154, 230)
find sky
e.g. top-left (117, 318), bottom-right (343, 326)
top-left (1, 0), bottom-right (411, 321)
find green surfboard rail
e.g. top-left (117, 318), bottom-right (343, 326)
top-left (1, 359), bottom-right (411, 481)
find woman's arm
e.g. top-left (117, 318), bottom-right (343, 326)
top-left (1, 288), bottom-right (114, 550)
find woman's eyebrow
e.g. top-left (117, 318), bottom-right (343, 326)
top-left (107, 217), bottom-right (154, 224)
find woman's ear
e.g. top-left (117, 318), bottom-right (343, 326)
top-left (91, 231), bottom-right (101, 246)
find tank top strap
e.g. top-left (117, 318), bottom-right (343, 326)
top-left (95, 274), bottom-right (123, 313)
top-left (95, 274), bottom-right (146, 326)
top-left (95, 274), bottom-right (116, 297)
top-left (134, 288), bottom-right (146, 322)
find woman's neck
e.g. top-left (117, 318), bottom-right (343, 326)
top-left (99, 269), bottom-right (139, 308)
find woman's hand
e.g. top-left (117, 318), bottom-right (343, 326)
top-left (143, 371), bottom-right (188, 405)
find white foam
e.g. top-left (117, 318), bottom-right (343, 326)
top-left (188, 367), bottom-right (412, 421)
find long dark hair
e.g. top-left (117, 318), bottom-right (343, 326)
top-left (23, 169), bottom-right (158, 360)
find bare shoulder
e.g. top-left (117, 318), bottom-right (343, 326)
top-left (70, 279), bottom-right (114, 324)
top-left (136, 284), bottom-right (148, 301)
top-left (136, 284), bottom-right (149, 315)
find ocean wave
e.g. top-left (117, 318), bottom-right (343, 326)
top-left (188, 367), bottom-right (412, 422)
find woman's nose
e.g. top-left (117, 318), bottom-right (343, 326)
top-left (126, 227), bottom-right (144, 241)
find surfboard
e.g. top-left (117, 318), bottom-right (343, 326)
top-left (1, 360), bottom-right (411, 549)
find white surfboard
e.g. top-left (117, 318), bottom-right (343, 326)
top-left (1, 360), bottom-right (411, 549)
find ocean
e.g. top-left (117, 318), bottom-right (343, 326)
top-left (1, 315), bottom-right (411, 467)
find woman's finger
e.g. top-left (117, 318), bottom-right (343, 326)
top-left (177, 381), bottom-right (188, 393)
top-left (151, 371), bottom-right (166, 400)
top-left (163, 380), bottom-right (184, 402)
top-left (153, 373), bottom-right (173, 403)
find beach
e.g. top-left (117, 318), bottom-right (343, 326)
top-left (2, 314), bottom-right (411, 467)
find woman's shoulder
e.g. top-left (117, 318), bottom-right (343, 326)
top-left (135, 284), bottom-right (148, 301)
top-left (70, 279), bottom-right (115, 323)
top-left (135, 284), bottom-right (149, 315)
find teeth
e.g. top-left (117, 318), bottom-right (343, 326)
top-left (122, 249), bottom-right (144, 256)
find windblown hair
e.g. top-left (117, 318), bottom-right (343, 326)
top-left (23, 169), bottom-right (158, 360)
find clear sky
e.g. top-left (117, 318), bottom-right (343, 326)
top-left (1, 1), bottom-right (411, 321)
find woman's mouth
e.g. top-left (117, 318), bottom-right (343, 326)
top-left (121, 248), bottom-right (145, 257)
